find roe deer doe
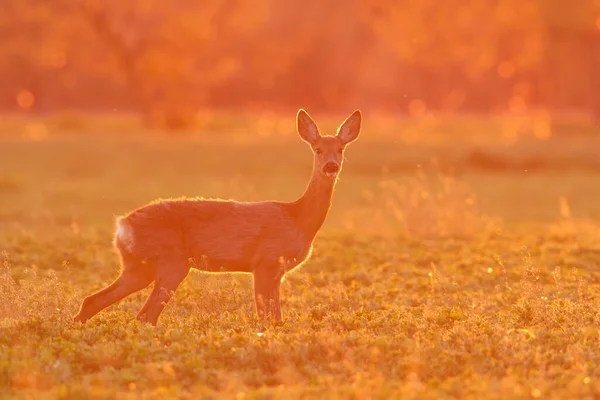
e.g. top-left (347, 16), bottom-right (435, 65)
top-left (73, 109), bottom-right (362, 325)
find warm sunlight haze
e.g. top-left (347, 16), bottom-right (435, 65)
top-left (1, 1), bottom-right (600, 399)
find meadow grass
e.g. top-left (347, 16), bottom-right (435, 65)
top-left (1, 129), bottom-right (600, 399)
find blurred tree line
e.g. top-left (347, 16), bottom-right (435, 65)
top-left (2, 0), bottom-right (600, 128)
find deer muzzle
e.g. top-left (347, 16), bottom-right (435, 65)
top-left (322, 162), bottom-right (340, 177)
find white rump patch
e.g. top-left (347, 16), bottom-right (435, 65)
top-left (115, 218), bottom-right (135, 252)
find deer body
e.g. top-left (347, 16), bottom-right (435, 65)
top-left (73, 109), bottom-right (362, 325)
top-left (116, 198), bottom-right (319, 274)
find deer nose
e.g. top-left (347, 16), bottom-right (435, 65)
top-left (322, 162), bottom-right (340, 175)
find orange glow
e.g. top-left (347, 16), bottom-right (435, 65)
top-left (533, 112), bottom-right (552, 140)
top-left (49, 52), bottom-right (67, 69)
top-left (23, 123), bottom-right (48, 141)
top-left (508, 96), bottom-right (527, 113)
top-left (409, 99), bottom-right (427, 116)
top-left (3, 2), bottom-right (600, 399)
top-left (497, 62), bottom-right (515, 79)
top-left (0, 1), bottom-right (596, 124)
top-left (16, 90), bottom-right (35, 110)
top-left (559, 196), bottom-right (571, 218)
top-left (513, 81), bottom-right (532, 98)
top-left (442, 90), bottom-right (466, 111)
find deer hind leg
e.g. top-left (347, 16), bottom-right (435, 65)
top-left (253, 268), bottom-right (283, 322)
top-left (73, 263), bottom-right (154, 323)
top-left (136, 265), bottom-right (188, 326)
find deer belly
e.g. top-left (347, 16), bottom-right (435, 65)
top-left (277, 244), bottom-right (314, 272)
top-left (187, 254), bottom-right (252, 273)
top-left (185, 235), bottom-right (312, 274)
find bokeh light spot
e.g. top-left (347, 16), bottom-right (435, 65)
top-left (17, 90), bottom-right (35, 110)
top-left (533, 116), bottom-right (551, 140)
top-left (24, 123), bottom-right (48, 141)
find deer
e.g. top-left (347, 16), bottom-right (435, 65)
top-left (73, 109), bottom-right (362, 326)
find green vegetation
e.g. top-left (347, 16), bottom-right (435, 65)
top-left (1, 131), bottom-right (600, 399)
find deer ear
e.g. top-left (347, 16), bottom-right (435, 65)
top-left (297, 109), bottom-right (320, 145)
top-left (337, 109), bottom-right (362, 145)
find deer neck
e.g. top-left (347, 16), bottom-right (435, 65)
top-left (292, 166), bottom-right (336, 239)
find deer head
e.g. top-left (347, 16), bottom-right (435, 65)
top-left (296, 109), bottom-right (362, 179)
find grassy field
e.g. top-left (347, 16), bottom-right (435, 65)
top-left (1, 122), bottom-right (600, 399)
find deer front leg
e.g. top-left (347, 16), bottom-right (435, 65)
top-left (253, 268), bottom-right (283, 321)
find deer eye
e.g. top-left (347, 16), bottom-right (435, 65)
top-left (315, 148), bottom-right (323, 155)
top-left (338, 148), bottom-right (344, 154)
